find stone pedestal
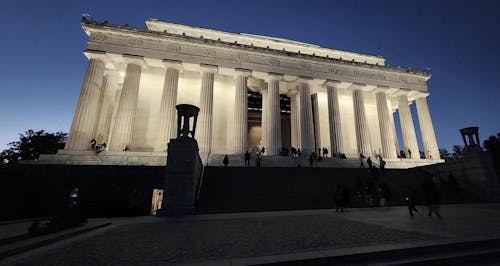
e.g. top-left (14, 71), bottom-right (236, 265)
top-left (158, 139), bottom-right (203, 216)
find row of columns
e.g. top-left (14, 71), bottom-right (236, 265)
top-left (67, 55), bottom-right (439, 161)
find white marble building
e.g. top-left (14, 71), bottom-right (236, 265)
top-left (39, 18), bottom-right (443, 168)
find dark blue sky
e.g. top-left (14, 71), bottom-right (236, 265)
top-left (1, 0), bottom-right (499, 151)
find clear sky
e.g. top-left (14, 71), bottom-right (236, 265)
top-left (0, 0), bottom-right (499, 152)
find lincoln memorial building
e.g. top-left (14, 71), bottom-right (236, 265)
top-left (39, 18), bottom-right (443, 168)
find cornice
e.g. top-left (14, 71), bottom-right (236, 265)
top-left (82, 18), bottom-right (431, 79)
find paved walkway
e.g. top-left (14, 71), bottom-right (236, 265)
top-left (3, 203), bottom-right (500, 265)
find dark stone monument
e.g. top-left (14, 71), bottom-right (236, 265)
top-left (460, 127), bottom-right (482, 152)
top-left (158, 104), bottom-right (203, 216)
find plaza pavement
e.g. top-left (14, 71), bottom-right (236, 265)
top-left (2, 203), bottom-right (500, 265)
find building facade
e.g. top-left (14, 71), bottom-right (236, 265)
top-left (40, 18), bottom-right (442, 168)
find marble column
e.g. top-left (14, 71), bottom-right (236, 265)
top-left (233, 70), bottom-right (250, 153)
top-left (197, 65), bottom-right (217, 156)
top-left (265, 76), bottom-right (282, 155)
top-left (326, 82), bottom-right (343, 156)
top-left (289, 90), bottom-right (300, 149)
top-left (352, 85), bottom-right (372, 157)
top-left (94, 71), bottom-right (118, 146)
top-left (261, 88), bottom-right (268, 148)
top-left (298, 79), bottom-right (315, 155)
top-left (108, 56), bottom-right (144, 151)
top-left (65, 55), bottom-right (106, 150)
top-left (397, 93), bottom-right (419, 159)
top-left (157, 60), bottom-right (182, 152)
top-left (415, 94), bottom-right (440, 159)
top-left (375, 89), bottom-right (397, 158)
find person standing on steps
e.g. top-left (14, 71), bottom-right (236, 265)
top-left (244, 151), bottom-right (251, 166)
top-left (223, 155), bottom-right (229, 167)
top-left (359, 153), bottom-right (365, 168)
top-left (367, 156), bottom-right (372, 168)
top-left (408, 149), bottom-right (412, 158)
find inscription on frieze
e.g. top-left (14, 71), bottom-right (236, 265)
top-left (128, 38), bottom-right (143, 46)
top-left (237, 53), bottom-right (250, 62)
top-left (89, 34), bottom-right (107, 42)
top-left (269, 57), bottom-right (281, 66)
top-left (300, 62), bottom-right (312, 70)
top-left (203, 49), bottom-right (217, 56)
top-left (166, 44), bottom-right (182, 52)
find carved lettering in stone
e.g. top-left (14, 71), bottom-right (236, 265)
top-left (269, 57), bottom-right (281, 66)
top-left (90, 34), bottom-right (107, 42)
top-left (328, 66), bottom-right (338, 73)
top-left (203, 49), bottom-right (217, 56)
top-left (353, 70), bottom-right (360, 76)
top-left (166, 44), bottom-right (182, 52)
top-left (300, 62), bottom-right (312, 70)
top-left (128, 38), bottom-right (143, 46)
top-left (398, 76), bottom-right (408, 83)
top-left (237, 53), bottom-right (250, 62)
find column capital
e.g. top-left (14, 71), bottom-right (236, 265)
top-left (323, 79), bottom-right (341, 88)
top-left (287, 88), bottom-right (298, 96)
top-left (373, 85), bottom-right (390, 94)
top-left (234, 68), bottom-right (252, 78)
top-left (83, 49), bottom-right (107, 61)
top-left (264, 72), bottom-right (284, 82)
top-left (122, 54), bottom-right (147, 69)
top-left (412, 91), bottom-right (430, 99)
top-left (162, 59), bottom-right (183, 72)
top-left (199, 63), bottom-right (218, 74)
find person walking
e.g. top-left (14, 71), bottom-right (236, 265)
top-left (223, 155), bottom-right (229, 167)
top-left (406, 188), bottom-right (419, 217)
top-left (244, 151), bottom-right (251, 166)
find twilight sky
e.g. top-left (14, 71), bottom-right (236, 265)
top-left (0, 0), bottom-right (499, 151)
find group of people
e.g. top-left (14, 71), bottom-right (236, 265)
top-left (359, 154), bottom-right (386, 171)
top-left (90, 139), bottom-right (106, 154)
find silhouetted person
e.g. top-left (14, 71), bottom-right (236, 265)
top-left (244, 151), bottom-right (251, 166)
top-left (256, 153), bottom-right (262, 167)
top-left (406, 190), bottom-right (418, 217)
top-left (123, 146), bottom-right (130, 151)
top-left (90, 138), bottom-right (97, 150)
top-left (335, 185), bottom-right (344, 212)
top-left (359, 154), bottom-right (365, 168)
top-left (408, 149), bottom-right (412, 158)
top-left (261, 146), bottom-right (266, 154)
top-left (367, 156), bottom-right (372, 168)
top-left (309, 153), bottom-right (314, 168)
top-left (323, 147), bottom-right (328, 157)
top-left (298, 148), bottom-right (301, 156)
top-left (423, 181), bottom-right (441, 218)
top-left (223, 155), bottom-right (229, 167)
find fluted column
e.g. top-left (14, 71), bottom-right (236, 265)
top-left (65, 55), bottom-right (106, 150)
top-left (261, 88), bottom-right (268, 148)
top-left (289, 90), bottom-right (300, 149)
top-left (197, 65), bottom-right (217, 156)
top-left (396, 92), bottom-right (419, 159)
top-left (233, 70), bottom-right (250, 153)
top-left (265, 75), bottom-right (282, 155)
top-left (325, 82), bottom-right (343, 155)
top-left (298, 79), bottom-right (315, 154)
top-left (415, 93), bottom-right (440, 159)
top-left (94, 71), bottom-right (118, 146)
top-left (375, 89), bottom-right (397, 158)
top-left (157, 60), bottom-right (182, 152)
top-left (352, 85), bottom-right (372, 157)
top-left (108, 56), bottom-right (144, 151)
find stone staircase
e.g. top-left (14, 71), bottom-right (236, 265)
top-left (208, 154), bottom-right (362, 168)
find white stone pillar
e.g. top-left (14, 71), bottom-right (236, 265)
top-left (397, 92), bottom-right (419, 159)
top-left (65, 54), bottom-right (106, 150)
top-left (298, 79), bottom-right (315, 155)
top-left (108, 56), bottom-right (144, 151)
top-left (94, 71), bottom-right (118, 146)
top-left (264, 75), bottom-right (282, 155)
top-left (197, 65), bottom-right (218, 157)
top-left (289, 90), bottom-right (300, 149)
top-left (157, 60), bottom-right (182, 152)
top-left (261, 88), bottom-right (268, 148)
top-left (325, 82), bottom-right (343, 156)
top-left (352, 85), bottom-right (372, 157)
top-left (375, 88), bottom-right (397, 158)
top-left (233, 69), bottom-right (251, 153)
top-left (415, 93), bottom-right (440, 159)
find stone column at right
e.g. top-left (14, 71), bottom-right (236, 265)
top-left (396, 92), bottom-right (419, 159)
top-left (108, 57), bottom-right (144, 152)
top-left (157, 60), bottom-right (181, 152)
top-left (375, 88), bottom-right (397, 158)
top-left (352, 85), bottom-right (372, 157)
top-left (197, 65), bottom-right (217, 160)
top-left (233, 69), bottom-right (250, 154)
top-left (325, 81), bottom-right (343, 156)
top-left (415, 93), bottom-right (440, 159)
top-left (298, 79), bottom-right (315, 155)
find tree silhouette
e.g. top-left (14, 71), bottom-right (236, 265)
top-left (0, 130), bottom-right (67, 164)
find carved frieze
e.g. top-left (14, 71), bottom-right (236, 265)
top-left (300, 62), bottom-right (312, 70)
top-left (165, 44), bottom-right (182, 52)
top-left (89, 34), bottom-right (107, 42)
top-left (128, 38), bottom-right (143, 46)
top-left (269, 57), bottom-right (281, 66)
top-left (203, 49), bottom-right (217, 56)
top-left (237, 53), bottom-right (250, 62)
